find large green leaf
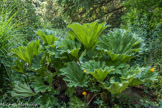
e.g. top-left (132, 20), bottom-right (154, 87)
top-left (11, 83), bottom-right (36, 98)
top-left (102, 80), bottom-right (130, 95)
top-left (12, 60), bottom-right (25, 73)
top-left (31, 76), bottom-right (53, 93)
top-left (90, 68), bottom-right (113, 82)
top-left (101, 64), bottom-right (140, 94)
top-left (81, 60), bottom-right (105, 74)
top-left (129, 78), bottom-right (143, 87)
top-left (37, 30), bottom-right (58, 47)
top-left (55, 38), bottom-right (81, 59)
top-left (69, 96), bottom-right (88, 108)
top-left (119, 64), bottom-right (140, 80)
top-left (129, 66), bottom-right (158, 87)
top-left (67, 21), bottom-right (108, 49)
top-left (11, 40), bottom-right (40, 65)
top-left (60, 62), bottom-right (88, 87)
top-left (97, 29), bottom-right (143, 63)
top-left (81, 60), bottom-right (114, 82)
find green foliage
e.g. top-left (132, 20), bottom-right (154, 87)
top-left (0, 8), bottom-right (20, 57)
top-left (97, 29), bottom-right (143, 63)
top-left (37, 31), bottom-right (58, 46)
top-left (81, 60), bottom-right (114, 82)
top-left (31, 76), bottom-right (53, 93)
top-left (12, 60), bottom-right (25, 73)
top-left (0, 6), bottom-right (21, 98)
top-left (90, 68), bottom-right (112, 82)
top-left (36, 0), bottom-right (66, 29)
top-left (101, 64), bottom-right (140, 94)
top-left (34, 93), bottom-right (59, 108)
top-left (102, 79), bottom-right (130, 95)
top-left (56, 0), bottom-right (124, 28)
top-left (123, 0), bottom-right (161, 28)
top-left (81, 60), bottom-right (106, 74)
top-left (11, 40), bottom-right (40, 65)
top-left (60, 62), bottom-right (88, 87)
top-left (68, 96), bottom-right (88, 108)
top-left (8, 30), bottom-right (58, 107)
top-left (11, 82), bottom-right (36, 98)
top-left (129, 67), bottom-right (158, 87)
top-left (55, 38), bottom-right (81, 59)
top-left (68, 21), bottom-right (107, 49)
top-left (2, 21), bottom-right (160, 107)
top-left (0, 0), bottom-right (41, 40)
top-left (122, 0), bottom-right (162, 66)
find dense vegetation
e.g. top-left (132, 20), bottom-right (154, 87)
top-left (0, 0), bottom-right (161, 107)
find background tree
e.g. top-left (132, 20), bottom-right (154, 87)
top-left (121, 0), bottom-right (162, 66)
top-left (56, 0), bottom-right (125, 28)
top-left (0, 0), bottom-right (41, 40)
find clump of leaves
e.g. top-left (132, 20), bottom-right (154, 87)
top-left (97, 29), bottom-right (143, 63)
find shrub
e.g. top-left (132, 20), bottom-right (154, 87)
top-left (10, 21), bottom-right (158, 107)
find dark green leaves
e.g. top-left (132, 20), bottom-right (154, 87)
top-left (60, 62), bottom-right (88, 87)
top-left (101, 64), bottom-right (140, 94)
top-left (81, 60), bottom-right (114, 82)
top-left (31, 77), bottom-right (53, 93)
top-left (129, 67), bottom-right (158, 87)
top-left (55, 38), bottom-right (81, 59)
top-left (68, 96), bottom-right (88, 108)
top-left (11, 40), bottom-right (40, 65)
top-left (97, 29), bottom-right (143, 63)
top-left (11, 83), bottom-right (36, 98)
top-left (37, 30), bottom-right (58, 47)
